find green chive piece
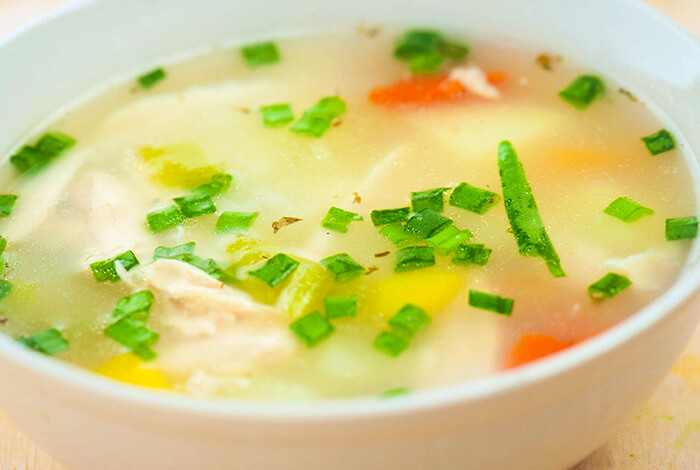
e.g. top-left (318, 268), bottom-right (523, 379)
top-left (320, 253), bottom-right (364, 283)
top-left (665, 216), bottom-right (699, 241)
top-left (453, 243), bottom-right (492, 266)
top-left (16, 328), bottom-right (68, 355)
top-left (379, 224), bottom-right (421, 246)
top-left (105, 316), bottom-right (158, 361)
top-left (395, 246), bottom-right (436, 273)
top-left (436, 41), bottom-right (469, 59)
top-left (0, 236), bottom-right (7, 255)
top-left (192, 173), bottom-right (233, 198)
top-left (35, 132), bottom-right (76, 156)
top-left (558, 75), bottom-right (605, 109)
top-left (498, 140), bottom-right (565, 278)
top-left (388, 304), bottom-right (431, 338)
top-left (249, 253), bottom-right (299, 287)
top-left (153, 242), bottom-right (196, 260)
top-left (381, 387), bottom-right (410, 398)
top-left (321, 207), bottom-right (363, 233)
top-left (426, 225), bottom-right (473, 255)
top-left (173, 193), bottom-right (216, 219)
top-left (0, 280), bottom-right (12, 302)
top-left (138, 68), bottom-right (166, 89)
top-left (588, 272), bottom-right (632, 300)
top-left (604, 197), bottom-right (654, 222)
top-left (411, 187), bottom-right (449, 213)
top-left (468, 290), bottom-right (514, 316)
top-left (170, 253), bottom-right (233, 283)
top-left (291, 96), bottom-right (347, 138)
top-left (216, 211), bottom-right (259, 234)
top-left (0, 195), bottom-right (18, 217)
top-left (373, 331), bottom-right (410, 357)
top-left (324, 295), bottom-right (358, 319)
top-left (10, 146), bottom-right (44, 172)
top-left (404, 208), bottom-right (452, 238)
top-left (260, 103), bottom-right (294, 128)
top-left (146, 205), bottom-right (185, 233)
top-left (290, 311), bottom-right (335, 347)
top-left (394, 29), bottom-right (469, 68)
top-left (449, 183), bottom-right (499, 215)
top-left (90, 251), bottom-right (140, 283)
top-left (111, 290), bottom-right (155, 322)
top-left (641, 129), bottom-right (675, 155)
top-left (370, 207), bottom-right (411, 226)
top-left (410, 52), bottom-right (444, 75)
top-left (290, 115), bottom-right (330, 137)
top-left (242, 41), bottom-right (280, 68)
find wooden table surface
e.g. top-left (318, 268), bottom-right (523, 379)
top-left (0, 0), bottom-right (699, 468)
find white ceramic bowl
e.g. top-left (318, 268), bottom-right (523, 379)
top-left (1, 1), bottom-right (700, 469)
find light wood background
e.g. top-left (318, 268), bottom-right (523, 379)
top-left (0, 0), bottom-right (698, 468)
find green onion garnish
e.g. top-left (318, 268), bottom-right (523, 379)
top-left (498, 140), bottom-right (565, 277)
top-left (449, 183), bottom-right (499, 215)
top-left (146, 205), bottom-right (185, 233)
top-left (16, 328), bottom-right (68, 355)
top-left (426, 225), bottom-right (473, 255)
top-left (0, 280), bottom-right (12, 302)
top-left (0, 195), bottom-right (18, 217)
top-left (410, 51), bottom-right (444, 75)
top-left (216, 211), bottom-right (259, 233)
top-left (153, 242), bottom-right (196, 260)
top-left (381, 387), bottom-right (410, 398)
top-left (291, 96), bottom-right (347, 138)
top-left (260, 103), bottom-right (294, 128)
top-left (468, 290), bottom-right (514, 316)
top-left (388, 303), bottom-right (431, 338)
top-left (10, 132), bottom-right (76, 172)
top-left (10, 146), bottom-right (44, 172)
top-left (436, 41), bottom-right (469, 60)
top-left (395, 246), bottom-right (435, 273)
top-left (641, 129), bottom-right (675, 155)
top-left (665, 216), bottom-right (699, 241)
top-left (248, 253), bottom-right (299, 287)
top-left (171, 253), bottom-right (234, 283)
top-left (393, 29), bottom-right (469, 74)
top-left (0, 236), bottom-right (7, 255)
top-left (105, 316), bottom-right (158, 361)
top-left (604, 197), bottom-right (654, 222)
top-left (588, 272), bottom-right (631, 300)
top-left (453, 243), bottom-right (492, 266)
top-left (241, 41), bottom-right (280, 68)
top-left (394, 30), bottom-right (444, 59)
top-left (90, 251), bottom-right (140, 283)
top-left (411, 187), bottom-right (449, 213)
top-left (320, 253), bottom-right (365, 283)
top-left (173, 193), bottom-right (216, 219)
top-left (373, 331), bottom-right (409, 357)
top-left (138, 68), bottom-right (166, 89)
top-left (321, 207), bottom-right (363, 233)
top-left (404, 208), bottom-right (452, 238)
top-left (379, 224), bottom-right (421, 246)
top-left (370, 207), bottom-right (411, 226)
top-left (324, 295), bottom-right (358, 319)
top-left (111, 290), bottom-right (155, 322)
top-left (290, 311), bottom-right (335, 347)
top-left (558, 75), bottom-right (605, 109)
top-left (192, 173), bottom-right (233, 198)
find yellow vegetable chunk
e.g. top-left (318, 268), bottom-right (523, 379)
top-left (95, 353), bottom-right (170, 389)
top-left (137, 142), bottom-right (221, 188)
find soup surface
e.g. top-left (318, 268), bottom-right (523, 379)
top-left (0, 29), bottom-right (696, 400)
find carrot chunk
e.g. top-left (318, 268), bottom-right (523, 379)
top-left (506, 334), bottom-right (572, 369)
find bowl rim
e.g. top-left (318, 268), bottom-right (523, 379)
top-left (0, 0), bottom-right (699, 422)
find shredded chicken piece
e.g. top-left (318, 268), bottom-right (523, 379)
top-left (449, 65), bottom-right (501, 99)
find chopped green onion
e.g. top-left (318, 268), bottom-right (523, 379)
top-left (0, 280), bottom-right (12, 302)
top-left (426, 225), bottom-right (473, 255)
top-left (137, 68), bottom-right (166, 89)
top-left (665, 216), bottom-right (699, 241)
top-left (321, 207), bottom-right (363, 233)
top-left (153, 242), bottom-right (196, 260)
top-left (393, 29), bottom-right (469, 69)
top-left (290, 115), bottom-right (331, 137)
top-left (111, 290), bottom-right (155, 322)
top-left (498, 140), bottom-right (565, 278)
top-left (410, 52), bottom-right (443, 75)
top-left (16, 328), bottom-right (68, 355)
top-left (90, 251), bottom-right (140, 283)
top-left (370, 207), bottom-right (411, 226)
top-left (248, 253), bottom-right (299, 287)
top-left (35, 132), bottom-right (76, 156)
top-left (291, 96), bottom-right (347, 138)
top-left (641, 129), bottom-right (675, 155)
top-left (449, 183), bottom-right (499, 215)
top-left (241, 41), bottom-right (280, 68)
top-left (173, 193), bottom-right (216, 218)
top-left (436, 41), bottom-right (469, 59)
top-left (0, 195), bottom-right (18, 217)
top-left (558, 75), bottom-right (605, 109)
top-left (453, 243), bottom-right (492, 266)
top-left (381, 387), bottom-right (410, 398)
top-left (324, 295), bottom-right (358, 319)
top-left (0, 236), bottom-right (7, 256)
top-left (404, 208), bottom-right (452, 238)
top-left (411, 187), bottom-right (449, 213)
top-left (373, 331), bottom-right (409, 357)
top-left (395, 246), bottom-right (435, 273)
top-left (468, 290), bottom-right (514, 316)
top-left (192, 173), bottom-right (233, 198)
top-left (388, 303), bottom-right (431, 338)
top-left (290, 311), bottom-right (334, 347)
top-left (10, 146), bottom-right (44, 172)
top-left (171, 253), bottom-right (234, 283)
top-left (379, 224), bottom-right (421, 246)
top-left (146, 205), bottom-right (185, 233)
top-left (588, 272), bottom-right (632, 300)
top-left (105, 316), bottom-right (158, 361)
top-left (320, 253), bottom-right (364, 283)
top-left (260, 103), bottom-right (294, 128)
top-left (307, 96), bottom-right (347, 119)
top-left (216, 211), bottom-right (259, 233)
top-left (604, 197), bottom-right (654, 222)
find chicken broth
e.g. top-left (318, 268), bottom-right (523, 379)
top-left (0, 30), bottom-right (696, 400)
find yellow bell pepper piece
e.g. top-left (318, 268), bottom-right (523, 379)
top-left (96, 353), bottom-right (170, 389)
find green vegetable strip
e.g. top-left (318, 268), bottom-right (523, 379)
top-left (16, 328), bottom-right (69, 355)
top-left (0, 280), bottom-right (12, 302)
top-left (173, 193), bottom-right (216, 218)
top-left (395, 246), bottom-right (436, 273)
top-left (468, 290), bottom-right (514, 316)
top-left (448, 183), bottom-right (499, 214)
top-left (0, 195), bottom-right (18, 217)
top-left (497, 140), bottom-right (565, 278)
top-left (324, 295), bottom-right (358, 319)
top-left (370, 207), bottom-right (411, 226)
top-left (403, 208), bottom-right (452, 238)
top-left (153, 242), bottom-right (196, 260)
top-left (248, 253), bottom-right (299, 287)
top-left (10, 132), bottom-right (76, 172)
top-left (641, 129), bottom-right (675, 156)
top-left (192, 173), bottom-right (233, 198)
top-left (90, 251), bottom-right (140, 283)
top-left (453, 243), bottom-right (492, 266)
top-left (381, 387), bottom-right (410, 398)
top-left (0, 236), bottom-right (7, 255)
top-left (588, 272), bottom-right (631, 300)
top-left (321, 207), bottom-right (363, 233)
top-left (665, 216), bottom-right (699, 241)
top-left (291, 96), bottom-right (347, 138)
top-left (379, 224), bottom-right (421, 246)
top-left (105, 316), bottom-right (158, 361)
top-left (388, 304), bottom-right (431, 338)
top-left (411, 187), bottom-right (449, 213)
top-left (410, 51), bottom-right (443, 75)
top-left (111, 290), bottom-right (155, 322)
top-left (320, 253), bottom-right (364, 283)
top-left (426, 225), bottom-right (472, 255)
top-left (216, 211), bottom-right (259, 233)
top-left (558, 75), bottom-right (605, 109)
top-left (373, 331), bottom-right (409, 357)
top-left (604, 197), bottom-right (654, 222)
top-left (241, 41), bottom-right (280, 68)
top-left (290, 311), bottom-right (334, 347)
top-left (393, 29), bottom-right (469, 76)
top-left (260, 103), bottom-right (294, 128)
top-left (138, 68), bottom-right (166, 89)
top-left (146, 205), bottom-right (185, 233)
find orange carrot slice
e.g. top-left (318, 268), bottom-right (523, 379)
top-left (506, 334), bottom-right (572, 369)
